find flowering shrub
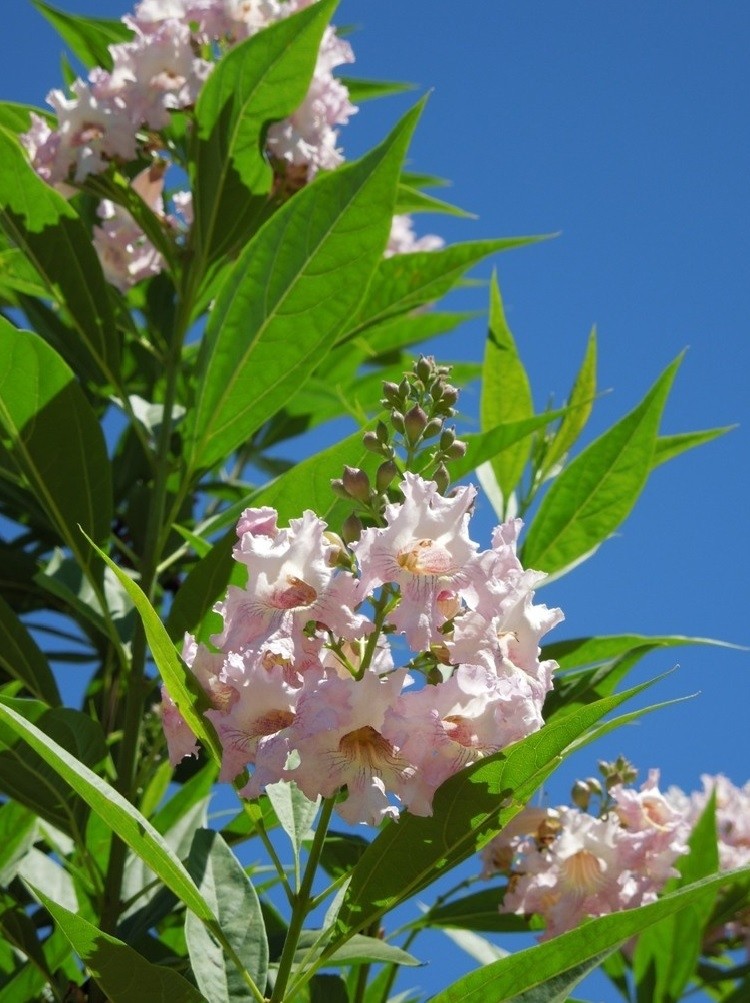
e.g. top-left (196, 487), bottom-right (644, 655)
top-left (0, 2), bottom-right (746, 1003)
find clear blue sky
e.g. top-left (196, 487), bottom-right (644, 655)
top-left (5, 2), bottom-right (749, 999)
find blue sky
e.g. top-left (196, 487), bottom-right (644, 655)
top-left (4, 2), bottom-right (749, 999)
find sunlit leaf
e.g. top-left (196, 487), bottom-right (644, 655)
top-left (541, 326), bottom-right (597, 476)
top-left (30, 1), bottom-right (132, 71)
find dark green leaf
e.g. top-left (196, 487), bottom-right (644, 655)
top-left (428, 868), bottom-right (750, 1003)
top-left (185, 829), bottom-right (268, 1003)
top-left (544, 646), bottom-right (662, 721)
top-left (0, 594), bottom-right (60, 704)
top-left (192, 0), bottom-right (338, 271)
top-left (36, 890), bottom-right (206, 1003)
top-left (0, 129), bottom-right (119, 383)
top-left (481, 273), bottom-right (534, 510)
top-left (340, 77), bottom-right (415, 102)
top-left (319, 831), bottom-right (370, 879)
top-left (310, 973), bottom-right (349, 1003)
top-left (187, 103), bottom-right (422, 472)
top-left (423, 888), bottom-right (529, 934)
top-left (0, 321), bottom-right (112, 566)
top-left (522, 355), bottom-right (682, 576)
top-left (30, 1), bottom-right (132, 71)
top-left (544, 633), bottom-right (740, 672)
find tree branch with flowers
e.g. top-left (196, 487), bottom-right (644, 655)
top-left (0, 2), bottom-right (746, 1002)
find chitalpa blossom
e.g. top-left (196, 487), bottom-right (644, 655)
top-left (481, 767), bottom-right (750, 943)
top-left (160, 473), bottom-right (563, 825)
top-left (386, 214), bottom-right (445, 257)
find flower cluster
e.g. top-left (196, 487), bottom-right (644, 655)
top-left (482, 766), bottom-right (750, 943)
top-left (161, 472), bottom-right (563, 826)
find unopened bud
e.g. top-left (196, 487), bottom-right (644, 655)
top-left (440, 427), bottom-right (456, 450)
top-left (391, 411), bottom-right (405, 434)
top-left (397, 377), bottom-right (410, 400)
top-left (376, 459), bottom-right (398, 493)
top-left (376, 419), bottom-right (390, 444)
top-left (342, 465), bottom-right (371, 503)
top-left (445, 440), bottom-right (467, 460)
top-left (585, 777), bottom-right (603, 797)
top-left (433, 462), bottom-right (450, 494)
top-left (363, 430), bottom-right (386, 455)
top-left (571, 780), bottom-right (591, 810)
top-left (404, 404), bottom-right (428, 445)
top-left (341, 513), bottom-right (363, 544)
top-left (323, 531), bottom-right (348, 567)
top-left (330, 478), bottom-right (349, 500)
top-left (440, 384), bottom-right (459, 408)
top-left (416, 355), bottom-right (434, 383)
top-left (381, 381), bottom-right (400, 405)
top-left (422, 417), bottom-right (444, 440)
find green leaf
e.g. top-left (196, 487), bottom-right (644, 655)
top-left (310, 973), bottom-right (349, 1003)
top-left (480, 273), bottom-right (534, 510)
top-left (165, 531), bottom-right (239, 641)
top-left (396, 183), bottom-right (475, 218)
top-left (318, 831), bottom-right (370, 879)
top-left (344, 238), bottom-right (543, 341)
top-left (185, 829), bottom-right (268, 1003)
top-left (541, 326), bottom-right (598, 476)
top-left (451, 410), bottom-right (567, 483)
top-left (652, 426), bottom-right (735, 468)
top-left (35, 889), bottom-right (206, 1003)
top-left (544, 645), bottom-right (662, 721)
top-left (0, 698), bottom-right (221, 930)
top-left (0, 321), bottom-right (112, 566)
top-left (0, 907), bottom-right (52, 986)
top-left (0, 102), bottom-right (50, 135)
top-left (0, 594), bottom-right (60, 704)
top-left (632, 795), bottom-right (720, 1003)
top-left (0, 247), bottom-right (52, 300)
top-left (83, 532), bottom-right (223, 764)
top-left (192, 0), bottom-right (338, 271)
top-left (265, 780), bottom-right (320, 882)
top-left (428, 867), bottom-right (750, 1003)
top-left (335, 677), bottom-right (661, 940)
top-left (295, 930), bottom-right (420, 968)
top-left (186, 102), bottom-right (422, 473)
top-left (522, 354), bottom-right (683, 576)
top-left (0, 801), bottom-right (37, 885)
top-left (0, 699), bottom-right (107, 836)
top-left (30, 1), bottom-right (132, 71)
top-left (544, 633), bottom-right (740, 672)
top-left (340, 77), bottom-right (415, 103)
top-left (0, 129), bottom-right (119, 383)
top-left (422, 888), bottom-right (529, 934)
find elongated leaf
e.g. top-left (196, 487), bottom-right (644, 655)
top-left (0, 800), bottom-right (37, 885)
top-left (396, 184), bottom-right (474, 218)
top-left (343, 238), bottom-right (542, 342)
top-left (0, 321), bottom-right (112, 566)
top-left (295, 930), bottom-right (420, 967)
top-left (36, 890), bottom-right (206, 1003)
top-left (0, 247), bottom-right (52, 300)
top-left (192, 0), bottom-right (337, 269)
top-left (522, 355), bottom-right (682, 575)
top-left (451, 410), bottom-right (566, 482)
top-left (0, 700), bottom-right (107, 836)
top-left (423, 888), bottom-right (529, 934)
top-left (83, 534), bottom-right (223, 764)
top-left (541, 326), bottom-right (597, 476)
top-left (0, 699), bottom-right (221, 929)
top-left (481, 273), bottom-right (534, 510)
top-left (633, 795), bottom-right (719, 1003)
top-left (185, 830), bottom-right (268, 1003)
top-left (266, 780), bottom-right (320, 880)
top-left (165, 529), bottom-right (239, 641)
top-left (0, 129), bottom-right (118, 382)
top-left (187, 103), bottom-right (421, 472)
top-left (544, 645), bottom-right (662, 721)
top-left (336, 677), bottom-right (662, 940)
top-left (0, 594), bottom-right (59, 704)
top-left (653, 426), bottom-right (735, 468)
top-left (31, 1), bottom-right (132, 70)
top-left (428, 867), bottom-right (750, 1003)
top-left (341, 77), bottom-right (415, 103)
top-left (0, 101), bottom-right (50, 134)
top-left (337, 310), bottom-right (477, 362)
top-left (543, 633), bottom-right (739, 672)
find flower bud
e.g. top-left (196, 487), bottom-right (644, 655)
top-left (376, 419), bottom-right (390, 444)
top-left (404, 404), bottom-right (428, 446)
top-left (363, 430), bottom-right (386, 454)
top-left (571, 780), bottom-right (591, 810)
top-left (439, 427), bottom-right (456, 450)
top-left (342, 465), bottom-right (371, 503)
top-left (415, 355), bottom-right (434, 383)
top-left (445, 440), bottom-right (467, 460)
top-left (433, 462), bottom-right (450, 494)
top-left (341, 513), bottom-right (363, 544)
top-left (381, 381), bottom-right (400, 405)
top-left (422, 417), bottom-right (444, 440)
top-left (330, 478), bottom-right (350, 500)
top-left (391, 411), bottom-right (405, 434)
top-left (440, 384), bottom-right (459, 407)
top-left (376, 459), bottom-right (398, 493)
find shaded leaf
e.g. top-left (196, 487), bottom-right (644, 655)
top-left (30, 1), bottom-right (132, 71)
top-left (0, 593), bottom-right (60, 704)
top-left (0, 800), bottom-right (37, 885)
top-left (423, 888), bottom-right (529, 934)
top-left (266, 780), bottom-right (320, 881)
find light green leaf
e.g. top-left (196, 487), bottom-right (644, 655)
top-left (652, 426), bottom-right (735, 468)
top-left (186, 102), bottom-right (421, 472)
top-left (0, 800), bottom-right (37, 885)
top-left (451, 410), bottom-right (566, 483)
top-left (192, 0), bottom-right (338, 271)
top-left (440, 926), bottom-right (508, 964)
top-left (0, 321), bottom-right (112, 568)
top-left (185, 829), bottom-right (268, 1003)
top-left (295, 930), bottom-right (420, 968)
top-left (336, 677), bottom-right (661, 941)
top-left (340, 77), bottom-right (415, 103)
top-left (522, 355), bottom-right (683, 576)
top-left (396, 183), bottom-right (475, 218)
top-left (541, 326), bottom-right (597, 476)
top-left (0, 247), bottom-right (51, 300)
top-left (0, 594), bottom-right (60, 704)
top-left (36, 889), bottom-right (207, 1003)
top-left (30, 1), bottom-right (132, 71)
top-left (0, 129), bottom-right (118, 383)
top-left (344, 238), bottom-right (544, 342)
top-left (0, 101), bottom-right (50, 134)
top-left (0, 699), bottom-right (221, 930)
top-left (266, 780), bottom-right (320, 883)
top-left (428, 868), bottom-right (750, 1003)
top-left (544, 633), bottom-right (741, 672)
top-left (481, 273), bottom-right (534, 511)
top-left (83, 532), bottom-right (223, 764)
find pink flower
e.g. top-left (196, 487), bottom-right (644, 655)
top-left (160, 685), bottom-right (200, 766)
top-left (385, 214), bottom-right (444, 257)
top-left (353, 474), bottom-right (485, 650)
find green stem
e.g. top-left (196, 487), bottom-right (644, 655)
top-left (270, 796), bottom-right (337, 1003)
